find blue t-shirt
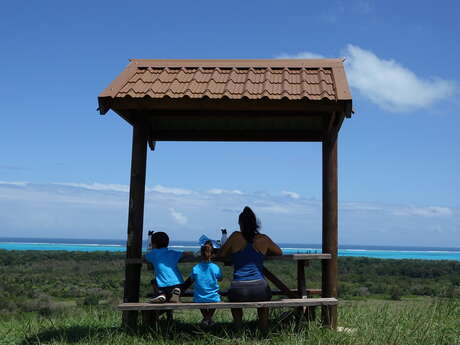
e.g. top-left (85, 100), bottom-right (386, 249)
top-left (191, 262), bottom-right (222, 303)
top-left (145, 248), bottom-right (184, 287)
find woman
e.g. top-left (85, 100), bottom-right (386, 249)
top-left (220, 206), bottom-right (282, 328)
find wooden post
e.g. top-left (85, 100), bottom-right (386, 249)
top-left (297, 260), bottom-right (307, 297)
top-left (321, 132), bottom-right (338, 329)
top-left (122, 123), bottom-right (148, 331)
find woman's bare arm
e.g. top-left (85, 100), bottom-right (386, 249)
top-left (265, 235), bottom-right (282, 256)
top-left (219, 231), bottom-right (238, 257)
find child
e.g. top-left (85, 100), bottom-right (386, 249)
top-left (145, 231), bottom-right (192, 303)
top-left (191, 240), bottom-right (223, 326)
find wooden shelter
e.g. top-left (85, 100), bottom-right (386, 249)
top-left (98, 59), bottom-right (353, 330)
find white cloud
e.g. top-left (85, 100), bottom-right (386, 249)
top-left (52, 182), bottom-right (193, 196)
top-left (392, 206), bottom-right (453, 217)
top-left (0, 181), bottom-right (29, 187)
top-left (207, 188), bottom-right (243, 195)
top-left (149, 185), bottom-right (192, 195)
top-left (341, 202), bottom-right (382, 211)
top-left (344, 44), bottom-right (456, 112)
top-left (256, 204), bottom-right (294, 214)
top-left (0, 181), bottom-right (458, 246)
top-left (276, 52), bottom-right (325, 59)
top-left (169, 208), bottom-right (188, 225)
top-left (281, 191), bottom-right (301, 199)
top-left (276, 44), bottom-right (456, 113)
top-left (55, 182), bottom-right (129, 193)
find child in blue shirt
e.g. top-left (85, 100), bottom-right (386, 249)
top-left (191, 241), bottom-right (223, 326)
top-left (145, 232), bottom-right (192, 303)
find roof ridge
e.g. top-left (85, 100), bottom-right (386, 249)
top-left (129, 59), bottom-right (344, 69)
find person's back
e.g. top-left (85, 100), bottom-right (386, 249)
top-left (191, 241), bottom-right (222, 326)
top-left (144, 232), bottom-right (184, 302)
top-left (192, 261), bottom-right (222, 302)
top-left (231, 240), bottom-right (265, 281)
top-left (146, 247), bottom-right (184, 287)
top-left (219, 206), bottom-right (282, 328)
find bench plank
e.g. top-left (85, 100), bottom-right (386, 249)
top-left (118, 298), bottom-right (338, 311)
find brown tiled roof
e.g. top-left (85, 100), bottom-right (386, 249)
top-left (99, 59), bottom-right (351, 114)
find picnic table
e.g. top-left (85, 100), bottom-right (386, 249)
top-left (120, 253), bottom-right (337, 330)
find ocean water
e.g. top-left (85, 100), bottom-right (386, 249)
top-left (1, 237), bottom-right (459, 261)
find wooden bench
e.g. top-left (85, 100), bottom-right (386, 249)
top-left (118, 298), bottom-right (338, 329)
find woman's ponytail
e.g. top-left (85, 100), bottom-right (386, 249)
top-left (238, 206), bottom-right (260, 242)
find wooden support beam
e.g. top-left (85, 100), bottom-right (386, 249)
top-left (122, 123), bottom-right (148, 331)
top-left (263, 267), bottom-right (296, 298)
top-left (146, 129), bottom-right (323, 142)
top-left (321, 130), bottom-right (338, 329)
top-left (147, 140), bottom-right (156, 151)
top-left (107, 97), bottom-right (347, 113)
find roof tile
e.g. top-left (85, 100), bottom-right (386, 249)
top-left (100, 59), bottom-right (352, 103)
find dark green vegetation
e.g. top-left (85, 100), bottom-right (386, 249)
top-left (1, 250), bottom-right (459, 316)
top-left (0, 251), bottom-right (459, 344)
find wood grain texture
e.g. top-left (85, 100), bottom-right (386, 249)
top-left (125, 253), bottom-right (331, 265)
top-left (118, 298), bottom-right (338, 311)
top-left (122, 123), bottom-right (148, 330)
top-left (179, 288), bottom-right (321, 297)
top-left (321, 130), bottom-right (338, 329)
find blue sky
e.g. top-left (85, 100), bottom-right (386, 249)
top-left (0, 0), bottom-right (459, 246)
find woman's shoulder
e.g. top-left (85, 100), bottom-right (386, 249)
top-left (254, 233), bottom-right (271, 241)
top-left (227, 231), bottom-right (243, 241)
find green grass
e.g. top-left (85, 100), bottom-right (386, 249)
top-left (1, 298), bottom-right (458, 345)
top-left (1, 251), bottom-right (459, 344)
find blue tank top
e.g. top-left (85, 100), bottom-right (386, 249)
top-left (231, 242), bottom-right (265, 281)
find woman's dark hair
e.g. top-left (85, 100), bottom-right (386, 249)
top-left (201, 240), bottom-right (213, 261)
top-left (151, 232), bottom-right (169, 248)
top-left (238, 206), bottom-right (260, 242)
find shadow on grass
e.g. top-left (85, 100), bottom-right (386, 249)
top-left (144, 319), bottom-right (272, 338)
top-left (20, 319), bottom-right (290, 345)
top-left (20, 325), bottom-right (123, 345)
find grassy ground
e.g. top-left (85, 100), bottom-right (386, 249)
top-left (1, 298), bottom-right (458, 345)
top-left (1, 251), bottom-right (459, 344)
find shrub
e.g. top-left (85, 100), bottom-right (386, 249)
top-left (357, 286), bottom-right (370, 297)
top-left (80, 294), bottom-right (101, 306)
top-left (390, 287), bottom-right (402, 301)
top-left (441, 285), bottom-right (460, 298)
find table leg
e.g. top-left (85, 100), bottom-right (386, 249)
top-left (296, 260), bottom-right (306, 321)
top-left (141, 310), bottom-right (158, 329)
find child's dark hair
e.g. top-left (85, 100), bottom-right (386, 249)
top-left (238, 206), bottom-right (260, 242)
top-left (150, 232), bottom-right (169, 248)
top-left (201, 240), bottom-right (213, 261)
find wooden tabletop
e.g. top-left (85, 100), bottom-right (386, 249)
top-left (125, 253), bottom-right (331, 265)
